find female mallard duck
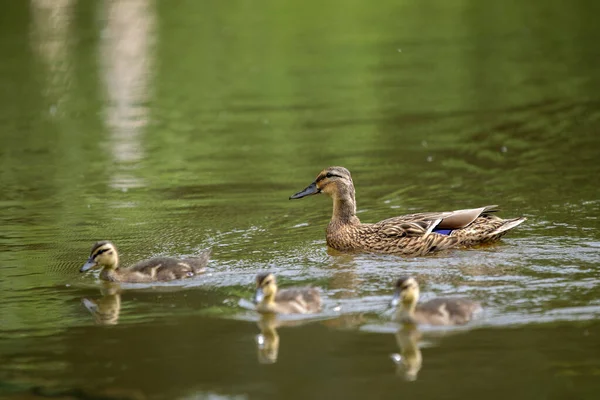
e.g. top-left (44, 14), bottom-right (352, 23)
top-left (80, 241), bottom-right (210, 283)
top-left (253, 273), bottom-right (321, 314)
top-left (290, 166), bottom-right (526, 255)
top-left (390, 276), bottom-right (481, 326)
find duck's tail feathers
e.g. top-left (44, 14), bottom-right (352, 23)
top-left (491, 217), bottom-right (527, 235)
top-left (191, 249), bottom-right (211, 274)
top-left (481, 205), bottom-right (500, 215)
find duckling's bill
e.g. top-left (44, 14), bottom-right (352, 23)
top-left (289, 182), bottom-right (320, 199)
top-left (253, 287), bottom-right (264, 304)
top-left (390, 291), bottom-right (400, 308)
top-left (80, 258), bottom-right (97, 272)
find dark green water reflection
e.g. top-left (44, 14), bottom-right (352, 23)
top-left (1, 0), bottom-right (600, 399)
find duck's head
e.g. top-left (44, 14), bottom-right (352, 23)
top-left (80, 241), bottom-right (119, 272)
top-left (390, 276), bottom-right (420, 308)
top-left (289, 166), bottom-right (354, 200)
top-left (254, 272), bottom-right (278, 304)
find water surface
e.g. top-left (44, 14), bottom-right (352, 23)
top-left (1, 1), bottom-right (600, 399)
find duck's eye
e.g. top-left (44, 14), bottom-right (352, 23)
top-left (326, 173), bottom-right (333, 178)
top-left (94, 248), bottom-right (110, 256)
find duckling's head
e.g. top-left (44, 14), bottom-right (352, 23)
top-left (80, 241), bottom-right (119, 272)
top-left (289, 166), bottom-right (354, 200)
top-left (390, 276), bottom-right (420, 308)
top-left (254, 273), bottom-right (278, 304)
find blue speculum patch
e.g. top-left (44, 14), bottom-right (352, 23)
top-left (433, 228), bottom-right (453, 235)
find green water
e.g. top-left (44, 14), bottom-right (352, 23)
top-left (1, 0), bottom-right (600, 399)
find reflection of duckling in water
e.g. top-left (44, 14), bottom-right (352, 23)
top-left (81, 283), bottom-right (122, 325)
top-left (250, 274), bottom-right (322, 363)
top-left (254, 312), bottom-right (336, 364)
top-left (256, 313), bottom-right (280, 364)
top-left (253, 273), bottom-right (321, 314)
top-left (390, 325), bottom-right (422, 381)
top-left (80, 241), bottom-right (210, 283)
top-left (390, 276), bottom-right (482, 326)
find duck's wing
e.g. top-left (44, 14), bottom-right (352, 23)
top-left (365, 218), bottom-right (457, 255)
top-left (276, 287), bottom-right (321, 313)
top-left (375, 206), bottom-right (499, 237)
top-left (417, 298), bottom-right (481, 325)
top-left (375, 219), bottom-right (441, 238)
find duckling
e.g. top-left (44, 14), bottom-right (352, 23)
top-left (253, 272), bottom-right (321, 314)
top-left (390, 276), bottom-right (481, 326)
top-left (80, 241), bottom-right (210, 283)
top-left (290, 166), bottom-right (526, 255)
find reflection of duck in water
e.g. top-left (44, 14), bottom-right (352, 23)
top-left (391, 325), bottom-right (422, 381)
top-left (390, 276), bottom-right (481, 325)
top-left (256, 313), bottom-right (280, 364)
top-left (81, 283), bottom-right (122, 325)
top-left (290, 166), bottom-right (526, 255)
top-left (253, 273), bottom-right (321, 314)
top-left (80, 241), bottom-right (210, 283)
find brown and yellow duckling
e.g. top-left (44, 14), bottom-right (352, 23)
top-left (390, 276), bottom-right (481, 326)
top-left (290, 166), bottom-right (526, 255)
top-left (80, 241), bottom-right (210, 283)
top-left (253, 272), bottom-right (321, 314)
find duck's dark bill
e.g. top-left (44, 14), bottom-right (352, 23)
top-left (80, 258), bottom-right (97, 272)
top-left (289, 182), bottom-right (320, 199)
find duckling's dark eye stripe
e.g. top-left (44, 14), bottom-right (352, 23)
top-left (93, 248), bottom-right (111, 257)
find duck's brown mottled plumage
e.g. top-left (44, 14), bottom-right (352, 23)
top-left (80, 241), bottom-right (210, 283)
top-left (290, 166), bottom-right (526, 255)
top-left (391, 276), bottom-right (481, 326)
top-left (254, 273), bottom-right (321, 314)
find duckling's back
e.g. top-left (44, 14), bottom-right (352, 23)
top-left (275, 287), bottom-right (321, 314)
top-left (128, 250), bottom-right (210, 281)
top-left (416, 297), bottom-right (481, 325)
